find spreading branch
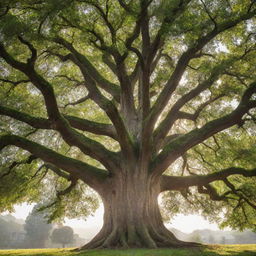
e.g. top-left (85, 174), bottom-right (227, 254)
top-left (152, 82), bottom-right (256, 174)
top-left (160, 167), bottom-right (256, 192)
top-left (0, 105), bottom-right (52, 129)
top-left (153, 57), bottom-right (237, 150)
top-left (0, 134), bottom-right (108, 190)
top-left (0, 43), bottom-right (120, 172)
top-left (53, 38), bottom-right (135, 162)
top-left (0, 105), bottom-right (118, 139)
top-left (53, 38), bottom-right (121, 102)
top-left (146, 9), bottom-right (256, 136)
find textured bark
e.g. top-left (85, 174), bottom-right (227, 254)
top-left (81, 168), bottom-right (198, 249)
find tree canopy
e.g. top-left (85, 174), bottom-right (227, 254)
top-left (0, 0), bottom-right (256, 249)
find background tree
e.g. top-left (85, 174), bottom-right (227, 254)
top-left (0, 217), bottom-right (13, 248)
top-left (0, 0), bottom-right (256, 249)
top-left (24, 205), bottom-right (52, 248)
top-left (0, 215), bottom-right (25, 249)
top-left (51, 226), bottom-right (74, 248)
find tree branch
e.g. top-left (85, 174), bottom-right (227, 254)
top-left (42, 163), bottom-right (71, 180)
top-left (147, 9), bottom-right (256, 136)
top-left (18, 36), bottom-right (37, 66)
top-left (0, 105), bottom-right (118, 139)
top-left (0, 105), bottom-right (52, 129)
top-left (177, 94), bottom-right (225, 122)
top-left (53, 37), bottom-right (121, 102)
top-left (152, 82), bottom-right (256, 174)
top-left (0, 43), bottom-right (121, 172)
top-left (64, 94), bottom-right (91, 108)
top-left (153, 56), bottom-right (244, 150)
top-left (88, 1), bottom-right (116, 44)
top-left (64, 115), bottom-right (117, 140)
top-left (149, 0), bottom-right (192, 68)
top-left (0, 134), bottom-right (108, 190)
top-left (160, 167), bottom-right (256, 192)
top-left (53, 39), bottom-right (135, 162)
top-left (0, 155), bottom-right (37, 179)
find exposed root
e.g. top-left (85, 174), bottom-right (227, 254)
top-left (78, 224), bottom-right (201, 250)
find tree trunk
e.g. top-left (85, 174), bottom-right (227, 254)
top-left (81, 170), bottom-right (198, 249)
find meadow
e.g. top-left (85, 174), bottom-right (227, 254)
top-left (1, 245), bottom-right (256, 256)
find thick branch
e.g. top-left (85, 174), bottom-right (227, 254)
top-left (147, 9), bottom-right (256, 135)
top-left (0, 105), bottom-right (52, 129)
top-left (0, 135), bottom-right (108, 190)
top-left (64, 115), bottom-right (117, 139)
top-left (54, 37), bottom-right (120, 102)
top-left (53, 39), bottom-right (135, 161)
top-left (153, 58), bottom-right (235, 150)
top-left (18, 36), bottom-right (37, 66)
top-left (152, 82), bottom-right (256, 174)
top-left (0, 43), bottom-right (120, 171)
top-left (160, 167), bottom-right (256, 192)
top-left (0, 105), bottom-right (118, 139)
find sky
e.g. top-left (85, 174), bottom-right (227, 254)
top-left (10, 203), bottom-right (219, 234)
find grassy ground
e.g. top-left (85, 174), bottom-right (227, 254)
top-left (1, 245), bottom-right (256, 256)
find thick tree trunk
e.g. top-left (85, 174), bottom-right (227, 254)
top-left (80, 170), bottom-right (198, 249)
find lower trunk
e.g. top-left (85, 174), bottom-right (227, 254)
top-left (81, 171), bottom-right (198, 249)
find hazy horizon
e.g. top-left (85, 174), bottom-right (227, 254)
top-left (3, 202), bottom-right (221, 238)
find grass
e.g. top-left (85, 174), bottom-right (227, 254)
top-left (1, 245), bottom-right (256, 256)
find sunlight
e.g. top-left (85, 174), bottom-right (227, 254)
top-left (8, 203), bottom-right (219, 235)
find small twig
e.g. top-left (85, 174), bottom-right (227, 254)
top-left (64, 94), bottom-right (91, 108)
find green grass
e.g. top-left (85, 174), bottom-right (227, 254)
top-left (1, 245), bottom-right (256, 256)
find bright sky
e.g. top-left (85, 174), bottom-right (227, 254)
top-left (10, 203), bottom-right (219, 234)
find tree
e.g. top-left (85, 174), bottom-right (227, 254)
top-left (24, 205), bottom-right (52, 248)
top-left (0, 215), bottom-right (24, 249)
top-left (0, 0), bottom-right (256, 249)
top-left (51, 226), bottom-right (74, 248)
top-left (0, 218), bottom-right (12, 248)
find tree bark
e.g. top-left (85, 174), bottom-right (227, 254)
top-left (80, 169), bottom-right (198, 249)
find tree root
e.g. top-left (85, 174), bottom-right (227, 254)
top-left (78, 225), bottom-right (201, 250)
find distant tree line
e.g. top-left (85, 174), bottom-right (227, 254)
top-left (0, 205), bottom-right (84, 249)
top-left (1, 209), bottom-right (256, 249)
top-left (171, 228), bottom-right (256, 245)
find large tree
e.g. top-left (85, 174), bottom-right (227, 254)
top-left (0, 0), bottom-right (256, 249)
